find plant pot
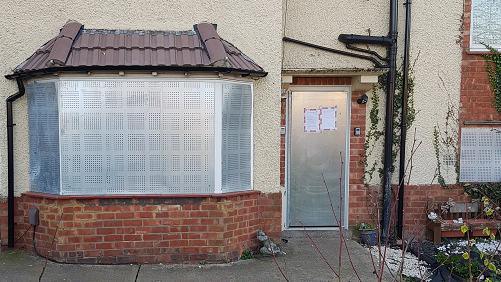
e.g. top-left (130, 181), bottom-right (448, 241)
top-left (360, 229), bottom-right (377, 246)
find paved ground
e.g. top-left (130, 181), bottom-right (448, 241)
top-left (0, 232), bottom-right (390, 282)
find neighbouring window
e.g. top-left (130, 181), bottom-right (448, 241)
top-left (459, 127), bottom-right (501, 182)
top-left (27, 78), bottom-right (253, 195)
top-left (470, 0), bottom-right (501, 51)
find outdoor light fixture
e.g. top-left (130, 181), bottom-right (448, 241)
top-left (357, 94), bottom-right (368, 104)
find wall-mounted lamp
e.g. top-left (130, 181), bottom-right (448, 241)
top-left (357, 94), bottom-right (368, 104)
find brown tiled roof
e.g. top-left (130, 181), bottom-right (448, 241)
top-left (6, 21), bottom-right (266, 79)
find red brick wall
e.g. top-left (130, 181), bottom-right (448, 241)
top-left (0, 200), bottom-right (8, 245)
top-left (346, 184), bottom-right (470, 239)
top-left (257, 192), bottom-right (282, 238)
top-left (0, 191), bottom-right (281, 264)
top-left (347, 91), bottom-right (372, 226)
top-left (403, 185), bottom-right (470, 239)
top-left (460, 0), bottom-right (501, 124)
top-left (291, 77), bottom-right (352, 86)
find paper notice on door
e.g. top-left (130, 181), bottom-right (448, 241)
top-left (304, 108), bottom-right (320, 132)
top-left (320, 106), bottom-right (337, 131)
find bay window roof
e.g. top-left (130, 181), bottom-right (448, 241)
top-left (6, 21), bottom-right (267, 79)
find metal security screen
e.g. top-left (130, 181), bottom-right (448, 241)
top-left (27, 81), bottom-right (60, 194)
top-left (221, 84), bottom-right (252, 192)
top-left (460, 127), bottom-right (501, 182)
top-left (58, 79), bottom-right (215, 195)
top-left (26, 78), bottom-right (253, 195)
top-left (287, 91), bottom-right (348, 227)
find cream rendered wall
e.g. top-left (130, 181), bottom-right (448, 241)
top-left (0, 0), bottom-right (283, 197)
top-left (283, 0), bottom-right (463, 185)
top-left (283, 0), bottom-right (389, 71)
top-left (406, 0), bottom-right (463, 185)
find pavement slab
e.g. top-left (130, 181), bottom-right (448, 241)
top-left (0, 232), bottom-right (389, 282)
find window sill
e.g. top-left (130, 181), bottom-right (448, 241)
top-left (22, 190), bottom-right (259, 200)
top-left (466, 51), bottom-right (489, 55)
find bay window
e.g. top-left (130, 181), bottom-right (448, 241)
top-left (27, 78), bottom-right (253, 195)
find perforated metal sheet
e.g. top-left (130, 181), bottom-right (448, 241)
top-left (460, 127), bottom-right (501, 182)
top-left (221, 84), bottom-right (252, 192)
top-left (27, 81), bottom-right (61, 194)
top-left (58, 79), bottom-right (215, 195)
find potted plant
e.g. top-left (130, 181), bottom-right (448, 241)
top-left (358, 223), bottom-right (377, 246)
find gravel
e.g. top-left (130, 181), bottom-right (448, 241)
top-left (369, 246), bottom-right (432, 280)
top-left (437, 239), bottom-right (501, 255)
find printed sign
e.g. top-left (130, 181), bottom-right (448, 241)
top-left (320, 106), bottom-right (337, 131)
top-left (304, 108), bottom-right (320, 132)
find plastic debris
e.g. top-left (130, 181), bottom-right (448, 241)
top-left (257, 230), bottom-right (285, 256)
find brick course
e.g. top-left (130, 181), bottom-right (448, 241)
top-left (0, 191), bottom-right (281, 264)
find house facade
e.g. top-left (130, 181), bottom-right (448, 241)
top-left (0, 0), bottom-right (499, 263)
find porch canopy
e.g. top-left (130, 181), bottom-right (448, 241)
top-left (6, 21), bottom-right (267, 79)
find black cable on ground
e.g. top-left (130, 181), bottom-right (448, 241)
top-left (135, 264), bottom-right (142, 282)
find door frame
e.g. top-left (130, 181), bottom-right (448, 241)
top-left (282, 86), bottom-right (352, 230)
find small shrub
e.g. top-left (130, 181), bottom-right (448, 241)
top-left (464, 183), bottom-right (501, 205)
top-left (357, 222), bottom-right (376, 230)
top-left (436, 239), bottom-right (501, 280)
top-left (240, 249), bottom-right (254, 260)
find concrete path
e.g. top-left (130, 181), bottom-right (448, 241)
top-left (0, 232), bottom-right (390, 282)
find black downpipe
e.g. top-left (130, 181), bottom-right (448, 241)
top-left (397, 0), bottom-right (412, 239)
top-left (6, 78), bottom-right (25, 248)
top-left (381, 0), bottom-right (399, 243)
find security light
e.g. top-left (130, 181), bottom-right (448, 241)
top-left (357, 94), bottom-right (368, 104)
